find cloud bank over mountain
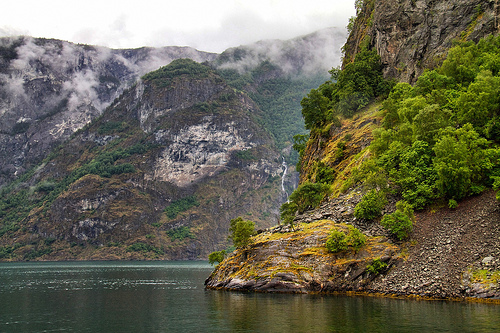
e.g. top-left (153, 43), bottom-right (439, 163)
top-left (0, 0), bottom-right (355, 52)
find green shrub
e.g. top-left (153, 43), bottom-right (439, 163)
top-left (142, 58), bottom-right (212, 87)
top-left (228, 217), bottom-right (256, 248)
top-left (126, 242), bottom-right (163, 254)
top-left (164, 196), bottom-right (199, 219)
top-left (346, 226), bottom-right (367, 252)
top-left (280, 182), bottom-right (331, 226)
top-left (23, 247), bottom-right (52, 260)
top-left (354, 189), bottom-right (387, 220)
top-left (166, 226), bottom-right (195, 241)
top-left (325, 226), bottom-right (366, 253)
top-left (279, 201), bottom-right (298, 227)
top-left (314, 161), bottom-right (336, 184)
top-left (208, 250), bottom-right (226, 266)
top-left (325, 230), bottom-right (348, 253)
top-left (288, 182), bottom-right (332, 214)
top-left (367, 258), bottom-right (388, 275)
top-left (448, 199), bottom-right (458, 209)
top-left (380, 210), bottom-right (413, 240)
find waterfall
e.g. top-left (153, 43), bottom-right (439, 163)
top-left (281, 156), bottom-right (289, 201)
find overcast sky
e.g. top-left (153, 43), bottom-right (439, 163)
top-left (1, 0), bottom-right (355, 53)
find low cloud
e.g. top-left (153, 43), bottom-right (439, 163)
top-left (215, 27), bottom-right (347, 76)
top-left (63, 70), bottom-right (100, 112)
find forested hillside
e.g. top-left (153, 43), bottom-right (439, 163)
top-left (206, 0), bottom-right (500, 301)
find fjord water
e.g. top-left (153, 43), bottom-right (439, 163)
top-left (0, 262), bottom-right (499, 332)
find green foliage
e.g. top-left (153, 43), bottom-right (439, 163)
top-left (366, 35), bottom-right (500, 208)
top-left (228, 217), bottom-right (256, 248)
top-left (325, 230), bottom-right (348, 253)
top-left (218, 63), bottom-right (324, 152)
top-left (285, 182), bottom-right (332, 216)
top-left (345, 225), bottom-right (367, 252)
top-left (300, 47), bottom-right (390, 131)
top-left (142, 58), bottom-right (212, 87)
top-left (293, 134), bottom-right (309, 170)
top-left (35, 181), bottom-right (55, 193)
top-left (301, 87), bottom-right (331, 130)
top-left (381, 211), bottom-right (413, 240)
top-left (234, 150), bottom-right (256, 161)
top-left (12, 121), bottom-right (30, 134)
top-left (433, 124), bottom-right (496, 200)
top-left (448, 199), bottom-right (458, 209)
top-left (381, 201), bottom-right (414, 240)
top-left (313, 161), bottom-right (336, 184)
top-left (208, 250), bottom-right (226, 266)
top-left (166, 226), bottom-right (195, 241)
top-left (24, 247), bottom-right (53, 260)
top-left (97, 121), bottom-right (125, 134)
top-left (279, 201), bottom-right (299, 227)
top-left (164, 196), bottom-right (199, 219)
top-left (333, 48), bottom-right (392, 117)
top-left (126, 242), bottom-right (163, 254)
top-left (325, 226), bottom-right (366, 253)
top-left (354, 189), bottom-right (387, 220)
top-left (367, 258), bottom-right (388, 275)
top-left (0, 243), bottom-right (21, 259)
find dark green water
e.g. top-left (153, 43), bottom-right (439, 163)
top-left (0, 261), bottom-right (499, 332)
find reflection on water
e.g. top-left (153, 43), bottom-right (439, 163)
top-left (209, 291), bottom-right (500, 333)
top-left (0, 261), bottom-right (499, 332)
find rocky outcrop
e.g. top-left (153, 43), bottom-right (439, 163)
top-left (343, 0), bottom-right (499, 83)
top-left (205, 220), bottom-right (399, 293)
top-left (206, 190), bottom-right (500, 301)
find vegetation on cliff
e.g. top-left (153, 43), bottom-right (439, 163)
top-left (207, 1), bottom-right (500, 302)
top-left (0, 59), bottom-right (284, 261)
top-left (279, 34), bottom-right (500, 238)
top-left (359, 35), bottom-right (500, 209)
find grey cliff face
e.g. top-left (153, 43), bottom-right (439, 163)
top-left (16, 62), bottom-right (284, 259)
top-left (344, 0), bottom-right (498, 83)
top-left (0, 37), bottom-right (216, 184)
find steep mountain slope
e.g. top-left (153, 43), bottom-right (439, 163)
top-left (0, 28), bottom-right (350, 261)
top-left (0, 59), bottom-right (285, 260)
top-left (0, 36), bottom-right (216, 185)
top-left (0, 28), bottom-right (347, 188)
top-left (206, 1), bottom-right (500, 302)
top-left (343, 0), bottom-right (499, 83)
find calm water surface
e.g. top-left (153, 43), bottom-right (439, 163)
top-left (0, 261), bottom-right (499, 332)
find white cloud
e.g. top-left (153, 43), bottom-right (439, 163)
top-left (0, 0), bottom-right (355, 52)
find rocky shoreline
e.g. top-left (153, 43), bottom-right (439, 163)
top-left (205, 190), bottom-right (500, 303)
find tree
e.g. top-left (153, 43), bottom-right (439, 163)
top-left (228, 217), bottom-right (256, 248)
top-left (354, 189), bottom-right (386, 220)
top-left (301, 88), bottom-right (330, 130)
top-left (288, 182), bottom-right (332, 214)
top-left (208, 250), bottom-right (226, 266)
top-left (457, 70), bottom-right (500, 130)
top-left (433, 124), bottom-right (494, 199)
top-left (280, 201), bottom-right (299, 227)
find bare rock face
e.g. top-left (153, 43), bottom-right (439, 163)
top-left (343, 0), bottom-right (498, 83)
top-left (0, 37), bottom-right (216, 185)
top-left (151, 117), bottom-right (258, 186)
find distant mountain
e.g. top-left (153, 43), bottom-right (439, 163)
top-left (0, 37), bottom-right (217, 185)
top-left (0, 27), bottom-right (348, 260)
top-left (0, 27), bottom-right (347, 186)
